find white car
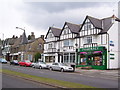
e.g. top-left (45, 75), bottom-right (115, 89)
top-left (33, 62), bottom-right (47, 69)
top-left (49, 63), bottom-right (74, 72)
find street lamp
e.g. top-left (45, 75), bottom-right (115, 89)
top-left (16, 27), bottom-right (26, 61)
top-left (16, 27), bottom-right (25, 32)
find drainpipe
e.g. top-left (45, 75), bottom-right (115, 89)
top-left (107, 33), bottom-right (110, 69)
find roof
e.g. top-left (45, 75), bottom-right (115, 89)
top-left (99, 17), bottom-right (113, 34)
top-left (45, 27), bottom-right (62, 39)
top-left (87, 16), bottom-right (102, 29)
top-left (20, 31), bottom-right (28, 44)
top-left (0, 47), bottom-right (2, 56)
top-left (79, 16), bottom-right (102, 31)
top-left (80, 15), bottom-right (119, 34)
top-left (64, 22), bottom-right (81, 34)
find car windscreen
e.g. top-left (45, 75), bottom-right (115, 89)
top-left (59, 63), bottom-right (68, 66)
top-left (25, 60), bottom-right (31, 63)
top-left (14, 60), bottom-right (18, 62)
top-left (39, 62), bottom-right (46, 64)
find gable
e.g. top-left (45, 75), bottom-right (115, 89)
top-left (61, 24), bottom-right (71, 35)
top-left (81, 19), bottom-right (94, 31)
top-left (46, 29), bottom-right (54, 39)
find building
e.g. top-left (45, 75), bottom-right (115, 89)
top-left (59, 22), bottom-right (81, 63)
top-left (2, 36), bottom-right (18, 61)
top-left (44, 27), bottom-right (62, 63)
top-left (75, 15), bottom-right (120, 70)
top-left (10, 32), bottom-right (44, 62)
top-left (44, 15), bottom-right (120, 70)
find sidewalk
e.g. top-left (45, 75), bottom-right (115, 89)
top-left (75, 67), bottom-right (119, 79)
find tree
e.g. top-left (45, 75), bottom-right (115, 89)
top-left (28, 35), bottom-right (31, 40)
top-left (34, 52), bottom-right (41, 62)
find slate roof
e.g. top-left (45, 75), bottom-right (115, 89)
top-left (45, 27), bottom-right (62, 39)
top-left (80, 15), bottom-right (120, 34)
top-left (20, 31), bottom-right (28, 44)
top-left (64, 22), bottom-right (81, 34)
top-left (0, 47), bottom-right (2, 56)
top-left (99, 17), bottom-right (113, 34)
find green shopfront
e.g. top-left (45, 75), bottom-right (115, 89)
top-left (76, 46), bottom-right (107, 70)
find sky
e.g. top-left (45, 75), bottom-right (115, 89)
top-left (0, 0), bottom-right (119, 40)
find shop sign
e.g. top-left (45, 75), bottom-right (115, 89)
top-left (109, 41), bottom-right (114, 47)
top-left (80, 46), bottom-right (105, 52)
top-left (110, 53), bottom-right (115, 60)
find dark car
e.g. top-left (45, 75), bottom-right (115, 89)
top-left (10, 60), bottom-right (19, 65)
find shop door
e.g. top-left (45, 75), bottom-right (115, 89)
top-left (87, 55), bottom-right (93, 65)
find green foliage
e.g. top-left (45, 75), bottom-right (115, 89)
top-left (34, 52), bottom-right (41, 62)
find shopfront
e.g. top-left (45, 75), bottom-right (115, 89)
top-left (76, 46), bottom-right (107, 70)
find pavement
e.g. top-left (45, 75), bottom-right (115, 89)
top-left (75, 67), bottom-right (119, 79)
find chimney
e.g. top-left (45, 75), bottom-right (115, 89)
top-left (30, 32), bottom-right (35, 40)
top-left (40, 35), bottom-right (44, 40)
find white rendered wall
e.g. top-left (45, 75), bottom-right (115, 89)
top-left (108, 21), bottom-right (118, 69)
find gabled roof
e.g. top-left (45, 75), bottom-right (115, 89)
top-left (80, 15), bottom-right (120, 34)
top-left (20, 31), bottom-right (28, 44)
top-left (60, 22), bottom-right (81, 36)
top-left (45, 27), bottom-right (62, 39)
top-left (63, 22), bottom-right (81, 34)
top-left (79, 15), bottom-right (102, 31)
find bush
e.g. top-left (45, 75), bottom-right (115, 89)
top-left (34, 52), bottom-right (41, 62)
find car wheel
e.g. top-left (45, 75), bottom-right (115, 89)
top-left (39, 66), bottom-right (42, 69)
top-left (60, 68), bottom-right (64, 72)
top-left (49, 67), bottom-right (53, 71)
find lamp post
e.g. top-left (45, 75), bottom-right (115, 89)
top-left (16, 27), bottom-right (26, 61)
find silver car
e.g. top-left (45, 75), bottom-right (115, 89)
top-left (33, 62), bottom-right (47, 69)
top-left (49, 63), bottom-right (74, 72)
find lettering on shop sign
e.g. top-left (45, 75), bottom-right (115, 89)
top-left (110, 41), bottom-right (114, 47)
top-left (82, 47), bottom-right (99, 51)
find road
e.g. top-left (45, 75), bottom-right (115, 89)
top-left (2, 64), bottom-right (119, 88)
top-left (2, 74), bottom-right (55, 88)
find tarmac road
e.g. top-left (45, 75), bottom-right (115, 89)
top-left (2, 64), bottom-right (119, 88)
top-left (2, 73), bottom-right (55, 88)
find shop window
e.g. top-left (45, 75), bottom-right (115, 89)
top-left (93, 54), bottom-right (103, 66)
top-left (80, 54), bottom-right (87, 65)
top-left (64, 53), bottom-right (69, 63)
top-left (70, 53), bottom-right (75, 63)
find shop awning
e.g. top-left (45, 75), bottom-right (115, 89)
top-left (80, 52), bottom-right (87, 54)
top-left (93, 51), bottom-right (102, 54)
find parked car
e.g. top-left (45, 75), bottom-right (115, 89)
top-left (49, 63), bottom-right (74, 72)
top-left (19, 60), bottom-right (32, 67)
top-left (30, 62), bottom-right (36, 67)
top-left (10, 60), bottom-right (19, 65)
top-left (0, 58), bottom-right (7, 64)
top-left (33, 62), bottom-right (47, 69)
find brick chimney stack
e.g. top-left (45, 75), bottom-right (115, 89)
top-left (31, 32), bottom-right (35, 40)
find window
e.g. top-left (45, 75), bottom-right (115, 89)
top-left (84, 24), bottom-right (87, 30)
top-left (28, 45), bottom-right (31, 50)
top-left (85, 36), bottom-right (92, 44)
top-left (64, 40), bottom-right (69, 46)
top-left (88, 24), bottom-right (91, 29)
top-left (38, 44), bottom-right (42, 50)
top-left (64, 40), bottom-right (74, 46)
top-left (48, 43), bottom-right (52, 48)
top-left (64, 53), bottom-right (69, 63)
top-left (70, 53), bottom-right (75, 63)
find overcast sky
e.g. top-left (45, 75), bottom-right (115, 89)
top-left (0, 0), bottom-right (119, 40)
